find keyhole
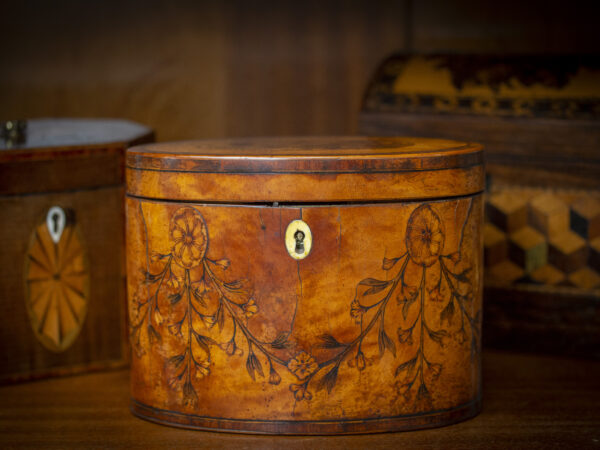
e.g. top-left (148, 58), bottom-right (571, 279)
top-left (46, 206), bottom-right (66, 244)
top-left (294, 229), bottom-right (305, 254)
top-left (285, 219), bottom-right (311, 260)
top-left (52, 213), bottom-right (60, 234)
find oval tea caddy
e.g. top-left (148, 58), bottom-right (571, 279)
top-left (125, 136), bottom-right (484, 434)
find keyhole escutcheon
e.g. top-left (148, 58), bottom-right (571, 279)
top-left (285, 219), bottom-right (312, 260)
top-left (46, 206), bottom-right (66, 244)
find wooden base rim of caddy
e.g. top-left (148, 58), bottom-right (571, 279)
top-left (130, 397), bottom-right (481, 435)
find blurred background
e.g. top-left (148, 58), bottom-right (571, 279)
top-left (2, 0), bottom-right (599, 362)
top-left (1, 1), bottom-right (599, 445)
top-left (1, 0), bottom-right (598, 140)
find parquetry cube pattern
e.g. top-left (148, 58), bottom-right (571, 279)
top-left (485, 187), bottom-right (600, 290)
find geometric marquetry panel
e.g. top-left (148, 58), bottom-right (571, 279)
top-left (24, 208), bottom-right (89, 352)
top-left (548, 230), bottom-right (588, 274)
top-left (529, 192), bottom-right (569, 236)
top-left (569, 267), bottom-right (600, 290)
top-left (485, 187), bottom-right (600, 290)
top-left (508, 226), bottom-right (547, 273)
top-left (591, 237), bottom-right (600, 272)
top-left (570, 196), bottom-right (600, 241)
top-left (484, 223), bottom-right (508, 267)
top-left (529, 264), bottom-right (566, 286)
top-left (486, 191), bottom-right (528, 233)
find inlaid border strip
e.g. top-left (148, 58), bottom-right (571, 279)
top-left (130, 396), bottom-right (481, 435)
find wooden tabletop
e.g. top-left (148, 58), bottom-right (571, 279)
top-left (1, 349), bottom-right (599, 449)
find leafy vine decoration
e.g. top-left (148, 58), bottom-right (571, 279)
top-left (294, 202), bottom-right (480, 403)
top-left (390, 202), bottom-right (480, 401)
top-left (130, 202), bottom-right (480, 406)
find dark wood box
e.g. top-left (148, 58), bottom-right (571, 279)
top-left (360, 54), bottom-right (600, 358)
top-left (0, 118), bottom-right (153, 382)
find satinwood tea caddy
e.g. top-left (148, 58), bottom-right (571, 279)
top-left (125, 136), bottom-right (484, 434)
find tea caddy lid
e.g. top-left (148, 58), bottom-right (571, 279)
top-left (0, 118), bottom-right (153, 195)
top-left (126, 136), bottom-right (484, 203)
top-left (0, 118), bottom-right (151, 152)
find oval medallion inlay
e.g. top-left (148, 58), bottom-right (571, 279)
top-left (25, 209), bottom-right (89, 352)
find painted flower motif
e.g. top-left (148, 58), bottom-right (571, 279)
top-left (397, 327), bottom-right (413, 344)
top-left (397, 284), bottom-right (418, 304)
top-left (417, 382), bottom-right (430, 401)
top-left (289, 383), bottom-right (312, 401)
top-left (166, 275), bottom-right (182, 290)
top-left (457, 280), bottom-right (473, 298)
top-left (355, 351), bottom-right (367, 371)
top-left (287, 352), bottom-right (318, 379)
top-left (167, 376), bottom-right (182, 391)
top-left (269, 367), bottom-right (282, 385)
top-left (167, 322), bottom-right (183, 338)
top-left (153, 307), bottom-right (164, 325)
top-left (169, 207), bottom-right (208, 269)
top-left (429, 287), bottom-right (443, 302)
top-left (221, 339), bottom-right (243, 356)
top-left (405, 204), bottom-right (445, 267)
top-left (350, 298), bottom-right (367, 323)
top-left (428, 362), bottom-right (442, 380)
top-left (183, 381), bottom-right (198, 407)
top-left (347, 352), bottom-right (375, 369)
top-left (132, 340), bottom-right (146, 359)
top-left (242, 299), bottom-right (258, 318)
top-left (201, 314), bottom-right (216, 328)
top-left (194, 360), bottom-right (210, 380)
top-left (447, 251), bottom-right (461, 263)
top-left (130, 293), bottom-right (143, 321)
top-left (212, 258), bottom-right (230, 270)
top-left (395, 379), bottom-right (415, 401)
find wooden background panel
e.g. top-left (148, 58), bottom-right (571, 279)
top-left (223, 2), bottom-right (408, 137)
top-left (0, 1), bottom-right (596, 141)
top-left (0, 1), bottom-right (230, 141)
top-left (0, 1), bottom-right (407, 141)
top-left (410, 0), bottom-right (600, 53)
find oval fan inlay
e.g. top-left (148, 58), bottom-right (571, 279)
top-left (25, 213), bottom-right (89, 352)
